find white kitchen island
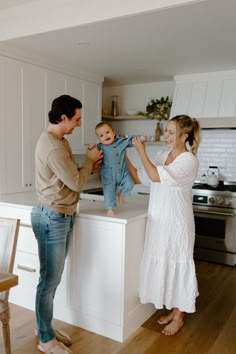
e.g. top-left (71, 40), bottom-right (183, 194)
top-left (0, 193), bottom-right (155, 342)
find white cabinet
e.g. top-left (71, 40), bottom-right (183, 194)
top-left (83, 81), bottom-right (101, 146)
top-left (218, 79), bottom-right (236, 117)
top-left (0, 57), bottom-right (23, 194)
top-left (0, 58), bottom-right (46, 193)
top-left (66, 80), bottom-right (102, 153)
top-left (69, 210), bottom-right (155, 342)
top-left (22, 63), bottom-right (46, 190)
top-left (65, 76), bottom-right (84, 153)
top-left (0, 202), bottom-right (69, 318)
top-left (0, 204), bottom-right (39, 309)
top-left (0, 53), bottom-right (102, 194)
top-left (45, 70), bottom-right (66, 116)
top-left (171, 72), bottom-right (236, 119)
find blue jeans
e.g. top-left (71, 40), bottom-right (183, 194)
top-left (31, 204), bottom-right (75, 343)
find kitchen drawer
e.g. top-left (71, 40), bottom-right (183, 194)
top-left (17, 224), bottom-right (38, 254)
top-left (0, 204), bottom-right (31, 225)
top-left (9, 250), bottom-right (39, 310)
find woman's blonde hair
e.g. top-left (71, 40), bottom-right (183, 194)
top-left (170, 115), bottom-right (200, 155)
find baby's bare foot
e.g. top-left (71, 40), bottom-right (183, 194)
top-left (162, 318), bottom-right (184, 335)
top-left (107, 209), bottom-right (115, 216)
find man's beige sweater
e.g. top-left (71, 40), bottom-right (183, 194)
top-left (35, 131), bottom-right (93, 215)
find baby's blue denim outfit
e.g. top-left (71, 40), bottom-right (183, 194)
top-left (98, 135), bottom-right (134, 210)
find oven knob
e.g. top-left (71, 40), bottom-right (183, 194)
top-left (217, 197), bottom-right (225, 205)
top-left (224, 199), bottom-right (231, 207)
top-left (208, 197), bottom-right (215, 204)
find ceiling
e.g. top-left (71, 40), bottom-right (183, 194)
top-left (0, 0), bottom-right (36, 10)
top-left (2, 0), bottom-right (236, 86)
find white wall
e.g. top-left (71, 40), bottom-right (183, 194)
top-left (102, 81), bottom-right (175, 115)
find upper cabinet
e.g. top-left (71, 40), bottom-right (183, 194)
top-left (22, 63), bottom-right (46, 191)
top-left (170, 71), bottom-right (236, 120)
top-left (0, 54), bottom-right (102, 194)
top-left (83, 81), bottom-right (101, 146)
top-left (65, 78), bottom-right (102, 153)
top-left (0, 57), bottom-right (23, 193)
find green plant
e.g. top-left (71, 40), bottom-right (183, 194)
top-left (138, 96), bottom-right (172, 120)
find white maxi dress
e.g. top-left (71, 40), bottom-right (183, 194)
top-left (138, 150), bottom-right (199, 313)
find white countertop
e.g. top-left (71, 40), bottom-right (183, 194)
top-left (0, 191), bottom-right (149, 223)
top-left (78, 196), bottom-right (149, 223)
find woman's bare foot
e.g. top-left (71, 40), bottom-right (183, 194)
top-left (157, 309), bottom-right (176, 325)
top-left (162, 318), bottom-right (184, 335)
top-left (107, 209), bottom-right (115, 216)
top-left (162, 309), bottom-right (184, 335)
top-left (117, 192), bottom-right (124, 206)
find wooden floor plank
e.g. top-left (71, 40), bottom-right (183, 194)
top-left (0, 261), bottom-right (236, 354)
top-left (208, 307), bottom-right (236, 354)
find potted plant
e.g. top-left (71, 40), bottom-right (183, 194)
top-left (145, 96), bottom-right (172, 120)
top-left (138, 96), bottom-right (172, 141)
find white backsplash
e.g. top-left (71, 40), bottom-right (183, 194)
top-left (197, 129), bottom-right (236, 182)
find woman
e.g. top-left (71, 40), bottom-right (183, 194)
top-left (127, 115), bottom-right (200, 336)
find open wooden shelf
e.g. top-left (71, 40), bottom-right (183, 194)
top-left (102, 115), bottom-right (148, 121)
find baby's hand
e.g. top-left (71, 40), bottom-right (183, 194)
top-left (139, 135), bottom-right (147, 143)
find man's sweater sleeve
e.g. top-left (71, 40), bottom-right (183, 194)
top-left (47, 147), bottom-right (93, 192)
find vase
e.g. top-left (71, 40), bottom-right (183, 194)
top-left (155, 121), bottom-right (161, 142)
top-left (160, 119), bottom-right (168, 136)
top-left (111, 95), bottom-right (119, 116)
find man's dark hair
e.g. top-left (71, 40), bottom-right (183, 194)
top-left (48, 95), bottom-right (82, 124)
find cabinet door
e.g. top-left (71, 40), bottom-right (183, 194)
top-left (70, 218), bottom-right (123, 324)
top-left (83, 82), bottom-right (102, 146)
top-left (65, 76), bottom-right (84, 153)
top-left (218, 79), bottom-right (236, 117)
top-left (9, 250), bottom-right (39, 310)
top-left (1, 58), bottom-right (23, 194)
top-left (22, 63), bottom-right (46, 190)
top-left (45, 70), bottom-right (66, 123)
top-left (170, 81), bottom-right (192, 117)
top-left (0, 58), bottom-right (4, 192)
top-left (188, 81), bottom-right (207, 118)
top-left (202, 79), bottom-right (223, 118)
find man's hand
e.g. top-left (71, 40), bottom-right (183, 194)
top-left (92, 159), bottom-right (102, 174)
top-left (86, 144), bottom-right (103, 162)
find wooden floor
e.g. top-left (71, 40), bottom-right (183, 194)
top-left (1, 261), bottom-right (236, 354)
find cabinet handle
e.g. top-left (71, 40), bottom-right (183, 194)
top-left (17, 264), bottom-right (36, 272)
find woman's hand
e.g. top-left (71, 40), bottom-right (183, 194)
top-left (132, 136), bottom-right (146, 155)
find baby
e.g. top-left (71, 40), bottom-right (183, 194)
top-left (95, 122), bottom-right (146, 216)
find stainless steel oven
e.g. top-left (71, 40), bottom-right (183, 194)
top-left (192, 183), bottom-right (236, 266)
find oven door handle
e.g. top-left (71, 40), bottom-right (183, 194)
top-left (194, 209), bottom-right (235, 217)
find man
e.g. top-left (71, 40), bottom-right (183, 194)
top-left (31, 95), bottom-right (102, 354)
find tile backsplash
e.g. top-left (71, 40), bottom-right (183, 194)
top-left (197, 129), bottom-right (236, 182)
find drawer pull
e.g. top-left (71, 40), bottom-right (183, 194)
top-left (17, 264), bottom-right (36, 272)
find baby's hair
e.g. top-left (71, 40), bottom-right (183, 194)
top-left (95, 121), bottom-right (114, 131)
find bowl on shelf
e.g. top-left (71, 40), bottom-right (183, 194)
top-left (126, 110), bottom-right (137, 116)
